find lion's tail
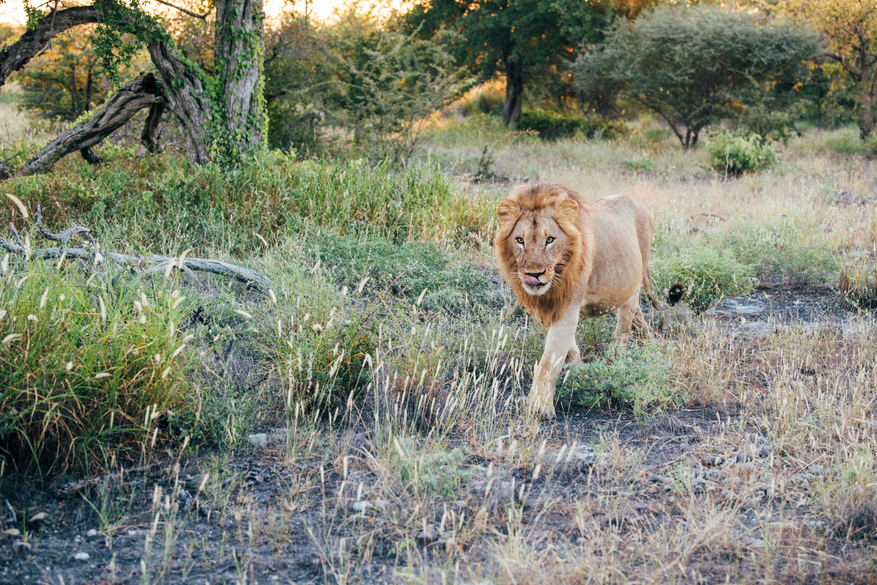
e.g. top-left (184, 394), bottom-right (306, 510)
top-left (643, 266), bottom-right (670, 311)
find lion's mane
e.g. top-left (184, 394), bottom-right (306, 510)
top-left (495, 183), bottom-right (596, 326)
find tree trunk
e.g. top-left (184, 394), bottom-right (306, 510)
top-left (213, 0), bottom-right (266, 159)
top-left (147, 41), bottom-right (212, 165)
top-left (502, 60), bottom-right (525, 129)
top-left (858, 68), bottom-right (875, 140)
top-left (0, 1), bottom-right (266, 173)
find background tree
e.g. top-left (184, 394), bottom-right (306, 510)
top-left (404, 0), bottom-right (611, 128)
top-left (573, 5), bottom-right (820, 148)
top-left (784, 0), bottom-right (877, 139)
top-left (0, 0), bottom-right (266, 175)
top-left (15, 25), bottom-right (144, 121)
top-left (263, 9), bottom-right (332, 154)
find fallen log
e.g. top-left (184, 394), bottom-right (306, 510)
top-left (0, 204), bottom-right (277, 295)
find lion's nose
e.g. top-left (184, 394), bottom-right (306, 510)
top-left (525, 270), bottom-right (545, 277)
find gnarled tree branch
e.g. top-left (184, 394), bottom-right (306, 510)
top-left (7, 73), bottom-right (165, 177)
top-left (0, 204), bottom-right (277, 294)
top-left (0, 7), bottom-right (103, 89)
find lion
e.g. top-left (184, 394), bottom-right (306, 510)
top-left (495, 182), bottom-right (668, 419)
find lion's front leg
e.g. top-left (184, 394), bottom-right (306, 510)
top-left (528, 310), bottom-right (580, 419)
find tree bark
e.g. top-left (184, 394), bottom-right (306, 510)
top-left (141, 101), bottom-right (166, 153)
top-left (146, 41), bottom-right (212, 165)
top-left (0, 6), bottom-right (102, 89)
top-left (502, 59), bottom-right (525, 129)
top-left (15, 74), bottom-right (164, 176)
top-left (213, 0), bottom-right (266, 157)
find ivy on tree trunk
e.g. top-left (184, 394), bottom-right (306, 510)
top-left (0, 0), bottom-right (267, 176)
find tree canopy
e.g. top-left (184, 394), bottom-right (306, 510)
top-left (573, 5), bottom-right (820, 148)
top-left (405, 0), bottom-right (611, 128)
top-left (784, 0), bottom-right (877, 139)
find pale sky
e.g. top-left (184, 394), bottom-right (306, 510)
top-left (0, 0), bottom-right (400, 26)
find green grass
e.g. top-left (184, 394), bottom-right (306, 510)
top-left (0, 262), bottom-right (198, 475)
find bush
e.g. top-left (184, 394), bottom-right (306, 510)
top-left (304, 231), bottom-right (495, 311)
top-left (0, 264), bottom-right (198, 474)
top-left (556, 346), bottom-right (678, 419)
top-left (706, 131), bottom-right (779, 175)
top-left (652, 243), bottom-right (756, 310)
top-left (517, 110), bottom-right (627, 141)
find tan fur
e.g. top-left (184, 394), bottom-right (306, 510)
top-left (495, 182), bottom-right (668, 418)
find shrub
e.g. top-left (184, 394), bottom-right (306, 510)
top-left (517, 110), bottom-right (627, 141)
top-left (0, 264), bottom-right (197, 475)
top-left (556, 346), bottom-right (678, 419)
top-left (621, 156), bottom-right (654, 172)
top-left (652, 243), bottom-right (756, 310)
top-left (706, 131), bottom-right (779, 175)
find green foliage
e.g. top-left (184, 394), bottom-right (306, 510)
top-left (304, 231), bottom-right (495, 312)
top-left (91, 0), bottom-right (165, 85)
top-left (5, 154), bottom-right (491, 249)
top-left (393, 438), bottom-right (471, 498)
top-left (264, 13), bottom-right (331, 154)
top-left (517, 110), bottom-right (628, 141)
top-left (574, 5), bottom-right (820, 148)
top-left (331, 26), bottom-right (471, 161)
top-left (556, 346), bottom-right (678, 419)
top-left (0, 263), bottom-right (197, 475)
top-left (14, 26), bottom-right (126, 121)
top-left (621, 155), bottom-right (654, 172)
top-left (405, 0), bottom-right (612, 126)
top-left (705, 131), bottom-right (779, 176)
top-left (652, 243), bottom-right (756, 310)
top-left (724, 216), bottom-right (837, 285)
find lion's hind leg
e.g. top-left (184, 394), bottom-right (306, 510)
top-left (630, 303), bottom-right (653, 342)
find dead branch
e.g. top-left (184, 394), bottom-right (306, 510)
top-left (0, 204), bottom-right (277, 295)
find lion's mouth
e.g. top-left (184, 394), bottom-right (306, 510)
top-left (523, 275), bottom-right (543, 287)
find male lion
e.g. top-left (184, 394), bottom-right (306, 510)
top-left (495, 182), bottom-right (668, 419)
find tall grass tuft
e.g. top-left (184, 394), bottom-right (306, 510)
top-left (0, 261), bottom-right (197, 475)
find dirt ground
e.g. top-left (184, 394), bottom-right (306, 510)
top-left (2, 284), bottom-right (875, 585)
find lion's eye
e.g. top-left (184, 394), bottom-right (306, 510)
top-left (546, 236), bottom-right (555, 244)
top-left (515, 237), bottom-right (524, 244)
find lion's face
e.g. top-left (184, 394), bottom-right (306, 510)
top-left (498, 197), bottom-right (579, 297)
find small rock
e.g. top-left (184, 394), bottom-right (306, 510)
top-left (791, 474), bottom-right (810, 488)
top-left (807, 464), bottom-right (825, 474)
top-left (570, 444), bottom-right (596, 471)
top-left (721, 489), bottom-right (736, 500)
top-left (749, 538), bottom-right (765, 549)
top-left (758, 445), bottom-right (773, 458)
top-left (705, 470), bottom-right (721, 482)
top-left (692, 478), bottom-right (707, 493)
top-left (417, 524), bottom-right (439, 542)
top-left (127, 530), bottom-right (137, 536)
top-left (74, 552), bottom-right (90, 561)
top-left (350, 499), bottom-right (387, 513)
top-left (248, 433), bottom-right (268, 447)
top-left (86, 529), bottom-right (98, 537)
top-left (12, 541), bottom-right (31, 554)
top-left (736, 452), bottom-right (752, 463)
top-left (702, 456), bottom-right (724, 467)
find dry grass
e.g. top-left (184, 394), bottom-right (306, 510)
top-left (2, 117), bottom-right (877, 583)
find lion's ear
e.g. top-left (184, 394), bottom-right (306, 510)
top-left (556, 198), bottom-right (579, 222)
top-left (497, 199), bottom-right (521, 224)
